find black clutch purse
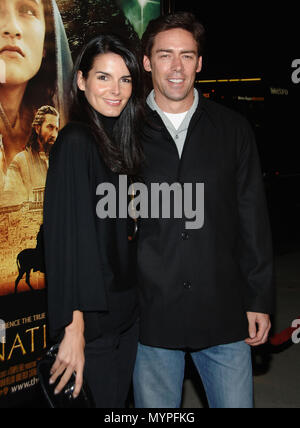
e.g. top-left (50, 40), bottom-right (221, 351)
top-left (37, 344), bottom-right (95, 408)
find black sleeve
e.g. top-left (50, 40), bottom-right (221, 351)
top-left (236, 119), bottom-right (275, 314)
top-left (43, 123), bottom-right (108, 341)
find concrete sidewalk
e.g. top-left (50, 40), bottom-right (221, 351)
top-left (182, 251), bottom-right (300, 409)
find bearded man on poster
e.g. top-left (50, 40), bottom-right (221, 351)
top-left (4, 105), bottom-right (59, 204)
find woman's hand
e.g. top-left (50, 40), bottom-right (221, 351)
top-left (49, 311), bottom-right (85, 398)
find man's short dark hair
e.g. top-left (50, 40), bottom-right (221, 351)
top-left (141, 12), bottom-right (206, 58)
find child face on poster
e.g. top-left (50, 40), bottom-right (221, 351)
top-left (0, 0), bottom-right (46, 87)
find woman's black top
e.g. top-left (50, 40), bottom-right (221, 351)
top-left (43, 121), bottom-right (138, 343)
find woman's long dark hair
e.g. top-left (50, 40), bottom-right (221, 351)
top-left (69, 34), bottom-right (145, 175)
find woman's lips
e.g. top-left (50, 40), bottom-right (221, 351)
top-left (103, 99), bottom-right (122, 106)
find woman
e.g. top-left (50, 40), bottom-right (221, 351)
top-left (43, 34), bottom-right (144, 408)
top-left (0, 0), bottom-right (72, 189)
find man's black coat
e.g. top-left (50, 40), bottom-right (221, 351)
top-left (137, 91), bottom-right (274, 349)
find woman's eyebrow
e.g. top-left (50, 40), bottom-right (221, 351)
top-left (95, 71), bottom-right (132, 78)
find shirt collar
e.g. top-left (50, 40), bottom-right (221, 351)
top-left (147, 88), bottom-right (199, 116)
top-left (145, 88), bottom-right (217, 130)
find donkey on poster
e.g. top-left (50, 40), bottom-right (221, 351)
top-left (14, 225), bottom-right (45, 294)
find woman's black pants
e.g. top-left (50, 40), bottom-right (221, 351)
top-left (84, 322), bottom-right (138, 408)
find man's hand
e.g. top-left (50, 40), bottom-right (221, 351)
top-left (245, 312), bottom-right (271, 347)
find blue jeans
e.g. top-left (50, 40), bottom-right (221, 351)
top-left (133, 341), bottom-right (253, 408)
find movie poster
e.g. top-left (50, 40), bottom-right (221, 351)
top-left (0, 0), bottom-right (160, 408)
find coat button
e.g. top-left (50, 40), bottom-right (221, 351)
top-left (181, 232), bottom-right (189, 240)
top-left (184, 281), bottom-right (192, 290)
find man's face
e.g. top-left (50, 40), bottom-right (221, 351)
top-left (144, 28), bottom-right (202, 112)
top-left (37, 114), bottom-right (59, 150)
top-left (0, 0), bottom-right (46, 86)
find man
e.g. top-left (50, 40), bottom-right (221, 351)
top-left (4, 105), bottom-right (59, 203)
top-left (133, 12), bottom-right (274, 409)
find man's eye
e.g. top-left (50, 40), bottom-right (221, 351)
top-left (98, 75), bottom-right (108, 81)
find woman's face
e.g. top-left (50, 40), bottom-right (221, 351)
top-left (0, 0), bottom-right (46, 86)
top-left (77, 53), bottom-right (133, 117)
